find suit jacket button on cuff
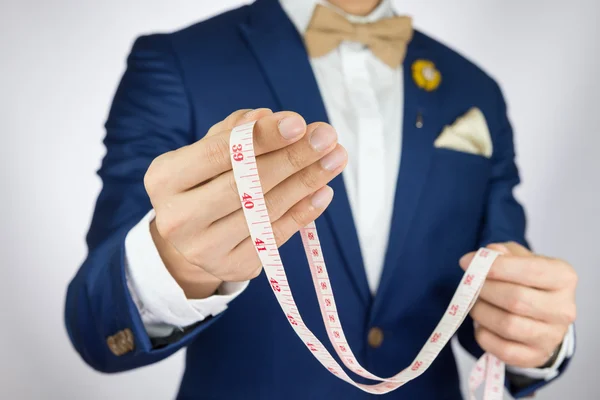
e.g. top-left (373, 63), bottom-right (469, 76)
top-left (107, 328), bottom-right (135, 356)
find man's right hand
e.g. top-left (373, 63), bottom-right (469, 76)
top-left (144, 109), bottom-right (347, 299)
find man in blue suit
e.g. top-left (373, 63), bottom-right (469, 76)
top-left (65, 0), bottom-right (578, 398)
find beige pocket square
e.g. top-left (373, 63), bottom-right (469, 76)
top-left (434, 107), bottom-right (493, 158)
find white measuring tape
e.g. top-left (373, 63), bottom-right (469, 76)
top-left (230, 121), bottom-right (505, 398)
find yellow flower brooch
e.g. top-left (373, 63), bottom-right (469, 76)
top-left (412, 59), bottom-right (441, 92)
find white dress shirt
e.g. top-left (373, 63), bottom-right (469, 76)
top-left (123, 0), bottom-right (572, 378)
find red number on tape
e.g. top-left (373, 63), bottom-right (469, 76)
top-left (449, 304), bottom-right (459, 316)
top-left (270, 278), bottom-right (280, 292)
top-left (411, 361), bottom-right (423, 371)
top-left (464, 274), bottom-right (474, 285)
top-left (232, 144), bottom-right (244, 162)
top-left (255, 238), bottom-right (266, 252)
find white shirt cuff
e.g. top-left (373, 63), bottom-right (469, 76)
top-left (506, 324), bottom-right (575, 381)
top-left (124, 209), bottom-right (249, 338)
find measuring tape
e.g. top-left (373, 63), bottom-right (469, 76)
top-left (230, 121), bottom-right (505, 398)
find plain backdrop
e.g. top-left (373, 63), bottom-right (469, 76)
top-left (1, 0), bottom-right (598, 399)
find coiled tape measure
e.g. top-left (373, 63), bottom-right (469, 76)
top-left (230, 121), bottom-right (505, 399)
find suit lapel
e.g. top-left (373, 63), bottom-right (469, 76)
top-left (371, 33), bottom-right (446, 320)
top-left (239, 0), bottom-right (371, 304)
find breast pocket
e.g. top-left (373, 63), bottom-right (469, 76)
top-left (424, 147), bottom-right (492, 229)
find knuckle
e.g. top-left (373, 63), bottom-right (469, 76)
top-left (498, 345), bottom-right (519, 365)
top-left (527, 257), bottom-right (543, 275)
top-left (204, 136), bottom-right (230, 167)
top-left (502, 314), bottom-right (519, 338)
top-left (191, 236), bottom-right (219, 265)
top-left (531, 324), bottom-right (548, 343)
top-left (565, 266), bottom-right (579, 287)
top-left (181, 247), bottom-right (203, 268)
top-left (237, 260), bottom-right (263, 281)
top-left (506, 289), bottom-right (528, 315)
top-left (231, 108), bottom-right (253, 122)
top-left (144, 154), bottom-right (172, 197)
top-left (284, 146), bottom-right (306, 171)
top-left (497, 346), bottom-right (512, 363)
top-left (298, 167), bottom-right (321, 191)
top-left (153, 208), bottom-right (178, 240)
top-left (474, 328), bottom-right (487, 346)
top-left (290, 205), bottom-right (312, 228)
top-left (228, 173), bottom-right (239, 197)
top-left (264, 192), bottom-right (285, 219)
top-left (272, 223), bottom-right (287, 246)
top-left (247, 265), bottom-right (264, 280)
top-left (521, 322), bottom-right (539, 342)
top-left (220, 254), bottom-right (246, 281)
top-left (504, 241), bottom-right (520, 253)
top-left (561, 304), bottom-right (577, 324)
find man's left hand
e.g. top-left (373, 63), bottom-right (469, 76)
top-left (459, 242), bottom-right (577, 369)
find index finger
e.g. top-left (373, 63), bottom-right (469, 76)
top-left (161, 110), bottom-right (307, 195)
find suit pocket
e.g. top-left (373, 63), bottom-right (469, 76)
top-left (432, 147), bottom-right (491, 180)
top-left (420, 147), bottom-right (492, 232)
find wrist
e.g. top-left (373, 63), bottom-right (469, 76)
top-left (150, 218), bottom-right (223, 299)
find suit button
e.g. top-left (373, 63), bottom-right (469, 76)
top-left (107, 328), bottom-right (135, 356)
top-left (368, 327), bottom-right (384, 348)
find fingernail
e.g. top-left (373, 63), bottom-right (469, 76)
top-left (278, 116), bottom-right (305, 139)
top-left (311, 186), bottom-right (333, 208)
top-left (320, 147), bottom-right (347, 171)
top-left (309, 125), bottom-right (337, 151)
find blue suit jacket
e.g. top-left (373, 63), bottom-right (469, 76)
top-left (65, 0), bottom-right (571, 398)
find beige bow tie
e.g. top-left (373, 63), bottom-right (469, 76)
top-left (304, 4), bottom-right (414, 68)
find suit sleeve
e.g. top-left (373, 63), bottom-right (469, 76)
top-left (455, 80), bottom-right (574, 398)
top-left (64, 34), bottom-right (222, 373)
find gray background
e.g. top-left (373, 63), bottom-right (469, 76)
top-left (1, 0), bottom-right (598, 398)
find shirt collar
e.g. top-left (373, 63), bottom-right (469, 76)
top-left (279, 0), bottom-right (396, 35)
